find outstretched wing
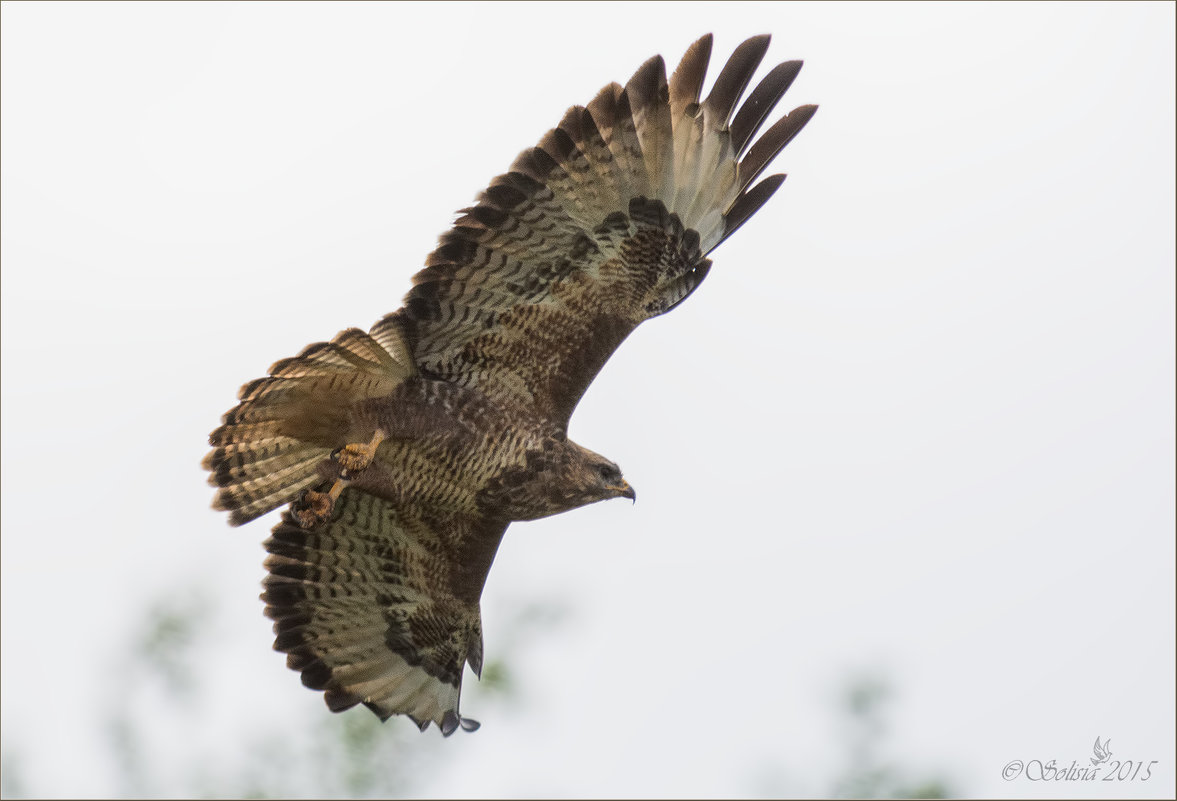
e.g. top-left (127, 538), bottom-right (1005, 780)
top-left (261, 487), bottom-right (506, 735)
top-left (392, 34), bottom-right (815, 428)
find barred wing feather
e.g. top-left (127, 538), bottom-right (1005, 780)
top-left (394, 34), bottom-right (815, 428)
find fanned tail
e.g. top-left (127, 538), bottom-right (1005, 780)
top-left (204, 316), bottom-right (415, 525)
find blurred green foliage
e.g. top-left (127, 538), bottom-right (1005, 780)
top-left (73, 587), bottom-right (538, 798)
top-left (830, 672), bottom-right (955, 799)
top-left (1, 588), bottom-right (957, 798)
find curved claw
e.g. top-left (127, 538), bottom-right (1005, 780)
top-left (291, 480), bottom-right (348, 528)
top-left (331, 429), bottom-right (387, 477)
top-left (292, 488), bottom-right (334, 528)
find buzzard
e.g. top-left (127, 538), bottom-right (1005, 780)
top-left (205, 33), bottom-right (815, 736)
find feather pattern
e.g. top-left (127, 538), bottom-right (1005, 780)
top-left (397, 34), bottom-right (815, 427)
top-left (206, 33), bottom-right (814, 735)
top-left (205, 325), bottom-right (415, 525)
top-left (261, 489), bottom-right (496, 733)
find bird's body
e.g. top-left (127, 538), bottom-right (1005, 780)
top-left (345, 376), bottom-right (623, 524)
top-left (206, 33), bottom-right (815, 735)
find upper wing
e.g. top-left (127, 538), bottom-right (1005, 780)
top-left (262, 487), bottom-right (506, 735)
top-left (390, 34), bottom-right (815, 428)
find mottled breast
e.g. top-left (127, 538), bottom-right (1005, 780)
top-left (346, 377), bottom-right (556, 515)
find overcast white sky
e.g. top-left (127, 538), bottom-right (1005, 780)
top-left (2, 2), bottom-right (1174, 798)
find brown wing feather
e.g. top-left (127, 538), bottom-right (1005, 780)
top-left (262, 487), bottom-right (503, 735)
top-left (394, 34), bottom-right (815, 428)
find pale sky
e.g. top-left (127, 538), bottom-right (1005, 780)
top-left (2, 2), bottom-right (1174, 798)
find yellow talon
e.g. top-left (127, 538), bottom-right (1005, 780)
top-left (293, 430), bottom-right (386, 528)
top-left (335, 429), bottom-right (387, 475)
top-left (293, 480), bottom-right (348, 528)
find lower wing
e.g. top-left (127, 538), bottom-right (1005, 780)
top-left (261, 487), bottom-right (507, 734)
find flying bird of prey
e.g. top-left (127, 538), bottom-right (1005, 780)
top-left (205, 33), bottom-right (815, 736)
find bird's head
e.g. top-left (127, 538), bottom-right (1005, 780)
top-left (562, 441), bottom-right (635, 509)
top-left (491, 438), bottom-right (636, 521)
top-left (586, 456), bottom-right (637, 503)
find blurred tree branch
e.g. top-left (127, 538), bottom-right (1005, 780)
top-left (831, 672), bottom-right (955, 799)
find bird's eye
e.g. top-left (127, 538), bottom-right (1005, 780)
top-left (597, 464), bottom-right (615, 480)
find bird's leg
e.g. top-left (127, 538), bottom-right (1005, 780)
top-left (292, 481), bottom-right (347, 529)
top-left (291, 430), bottom-right (387, 529)
top-left (334, 428), bottom-right (387, 477)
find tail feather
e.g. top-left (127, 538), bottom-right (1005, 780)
top-left (205, 320), bottom-right (416, 526)
top-left (205, 420), bottom-right (285, 448)
top-left (212, 455), bottom-right (326, 526)
top-left (206, 435), bottom-right (311, 483)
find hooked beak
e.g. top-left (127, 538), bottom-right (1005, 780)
top-left (612, 480), bottom-right (636, 503)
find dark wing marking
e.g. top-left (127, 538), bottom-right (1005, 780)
top-left (261, 487), bottom-right (505, 734)
top-left (389, 34), bottom-right (815, 428)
